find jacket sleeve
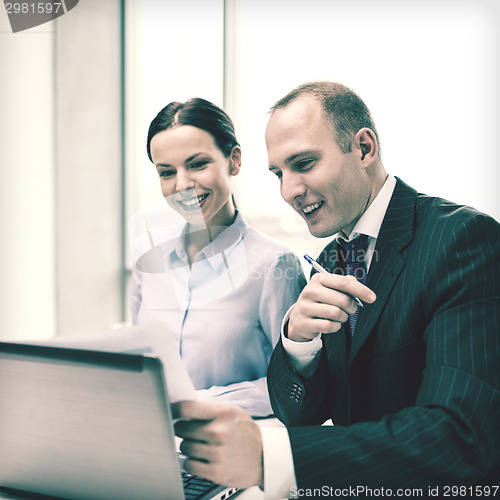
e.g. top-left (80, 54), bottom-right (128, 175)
top-left (268, 337), bottom-right (333, 425)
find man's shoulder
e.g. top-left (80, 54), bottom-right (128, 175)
top-left (414, 191), bottom-right (499, 234)
top-left (392, 177), bottom-right (497, 231)
top-left (407, 192), bottom-right (500, 269)
top-left (384, 179), bottom-right (499, 257)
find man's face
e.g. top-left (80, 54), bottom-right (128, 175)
top-left (265, 96), bottom-right (371, 238)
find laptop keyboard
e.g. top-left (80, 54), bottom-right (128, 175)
top-left (182, 471), bottom-right (220, 500)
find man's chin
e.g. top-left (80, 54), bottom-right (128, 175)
top-left (307, 222), bottom-right (337, 239)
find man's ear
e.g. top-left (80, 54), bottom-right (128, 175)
top-left (229, 146), bottom-right (242, 176)
top-left (354, 128), bottom-right (378, 166)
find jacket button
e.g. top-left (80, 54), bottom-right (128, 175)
top-left (289, 383), bottom-right (302, 401)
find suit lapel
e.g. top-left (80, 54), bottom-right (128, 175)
top-left (348, 178), bottom-right (417, 364)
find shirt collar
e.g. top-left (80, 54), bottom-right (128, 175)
top-left (340, 174), bottom-right (396, 242)
top-left (172, 211), bottom-right (248, 269)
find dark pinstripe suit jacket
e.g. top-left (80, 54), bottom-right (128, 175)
top-left (267, 178), bottom-right (500, 491)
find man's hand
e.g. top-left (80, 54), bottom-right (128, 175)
top-left (288, 273), bottom-right (376, 342)
top-left (172, 400), bottom-right (263, 489)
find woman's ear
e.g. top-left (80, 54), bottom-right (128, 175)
top-left (229, 146), bottom-right (242, 176)
top-left (354, 128), bottom-right (378, 167)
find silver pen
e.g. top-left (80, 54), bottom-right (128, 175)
top-left (303, 254), bottom-right (364, 308)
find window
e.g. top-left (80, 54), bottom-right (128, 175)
top-left (125, 0), bottom-right (499, 268)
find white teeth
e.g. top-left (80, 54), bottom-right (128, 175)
top-left (302, 202), bottom-right (321, 214)
top-left (179, 194), bottom-right (207, 207)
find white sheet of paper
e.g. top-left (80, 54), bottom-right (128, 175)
top-left (22, 323), bottom-right (196, 403)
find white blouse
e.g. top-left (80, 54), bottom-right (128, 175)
top-left (130, 212), bottom-right (306, 416)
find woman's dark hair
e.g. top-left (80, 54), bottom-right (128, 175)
top-left (146, 97), bottom-right (239, 163)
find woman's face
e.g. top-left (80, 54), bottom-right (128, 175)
top-left (150, 125), bottom-right (240, 227)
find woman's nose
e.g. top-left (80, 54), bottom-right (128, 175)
top-left (175, 170), bottom-right (196, 192)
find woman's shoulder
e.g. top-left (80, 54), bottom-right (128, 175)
top-left (244, 224), bottom-right (287, 249)
top-left (242, 223), bottom-right (300, 264)
top-left (131, 223), bottom-right (184, 259)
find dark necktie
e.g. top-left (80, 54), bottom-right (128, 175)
top-left (338, 234), bottom-right (368, 336)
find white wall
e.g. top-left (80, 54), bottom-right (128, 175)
top-left (0, 0), bottom-right (124, 341)
top-left (54, 0), bottom-right (123, 336)
top-left (0, 9), bottom-right (55, 340)
top-left (235, 0), bottom-right (500, 227)
top-left (2, 0), bottom-right (498, 340)
top-left (125, 0), bottom-right (224, 214)
top-left (130, 0), bottom-right (500, 267)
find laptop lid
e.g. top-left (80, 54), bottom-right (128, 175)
top-left (0, 342), bottom-right (192, 500)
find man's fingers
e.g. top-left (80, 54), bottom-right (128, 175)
top-left (183, 458), bottom-right (211, 478)
top-left (311, 318), bottom-right (343, 335)
top-left (172, 401), bottom-right (263, 489)
top-left (306, 302), bottom-right (350, 323)
top-left (172, 400), bottom-right (221, 443)
top-left (175, 419), bottom-right (210, 442)
top-left (179, 439), bottom-right (225, 464)
top-left (172, 399), bottom-right (225, 422)
top-left (312, 272), bottom-right (376, 304)
top-left (170, 401), bottom-right (182, 420)
top-left (303, 288), bottom-right (358, 315)
top-left (183, 458), bottom-right (228, 488)
top-left (288, 309), bottom-right (343, 340)
top-left (173, 401), bottom-right (249, 444)
top-left (288, 273), bottom-right (377, 341)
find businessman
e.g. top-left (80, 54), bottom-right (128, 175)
top-left (174, 82), bottom-right (500, 497)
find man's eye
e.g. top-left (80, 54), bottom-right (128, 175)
top-left (296, 159), bottom-right (315, 170)
top-left (270, 170), bottom-right (282, 180)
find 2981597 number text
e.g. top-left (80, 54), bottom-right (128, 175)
top-left (442, 485), bottom-right (499, 496)
top-left (5, 2), bottom-right (63, 15)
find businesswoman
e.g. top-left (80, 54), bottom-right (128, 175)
top-left (130, 98), bottom-right (305, 416)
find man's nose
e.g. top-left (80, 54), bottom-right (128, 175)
top-left (281, 172), bottom-right (306, 205)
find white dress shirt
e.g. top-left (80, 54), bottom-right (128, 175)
top-left (130, 212), bottom-right (306, 417)
top-left (261, 174), bottom-right (397, 499)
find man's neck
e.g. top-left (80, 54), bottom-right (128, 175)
top-left (341, 169), bottom-right (390, 239)
top-left (366, 167), bottom-right (389, 210)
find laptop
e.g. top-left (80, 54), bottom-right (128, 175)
top-left (0, 341), bottom-right (239, 500)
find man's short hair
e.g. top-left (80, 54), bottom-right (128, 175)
top-left (270, 81), bottom-right (381, 158)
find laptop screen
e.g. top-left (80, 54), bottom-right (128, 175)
top-left (0, 342), bottom-right (185, 500)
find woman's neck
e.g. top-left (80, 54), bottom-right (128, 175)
top-left (184, 203), bottom-right (237, 265)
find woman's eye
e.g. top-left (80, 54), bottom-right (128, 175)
top-left (190, 161), bottom-right (208, 169)
top-left (159, 169), bottom-right (175, 178)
